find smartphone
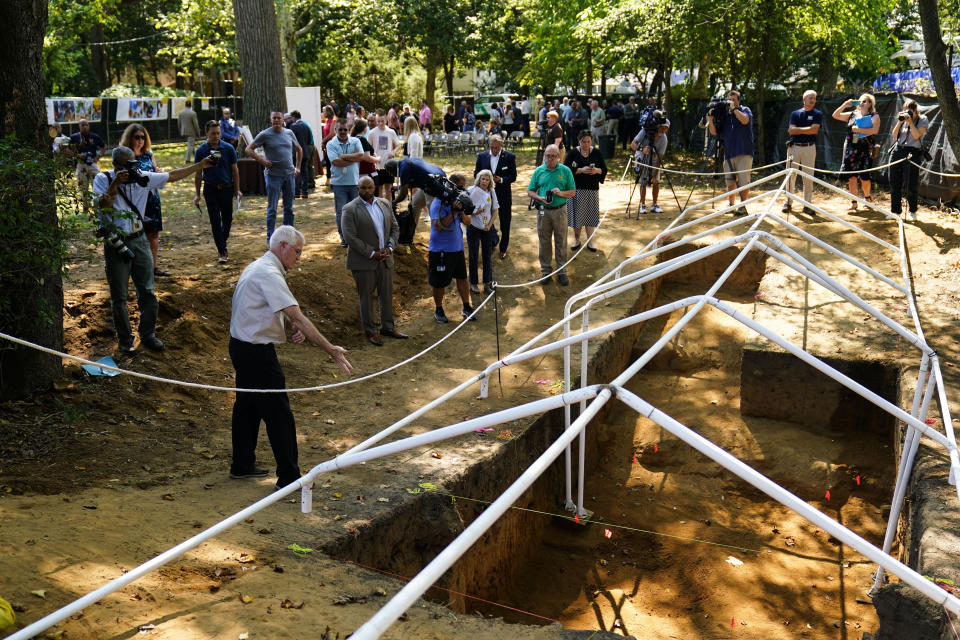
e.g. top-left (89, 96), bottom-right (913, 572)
top-left (851, 100), bottom-right (861, 107)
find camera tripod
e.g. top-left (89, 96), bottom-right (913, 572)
top-left (624, 133), bottom-right (682, 219)
top-left (679, 135), bottom-right (736, 212)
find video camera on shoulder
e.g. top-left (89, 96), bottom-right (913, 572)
top-left (124, 160), bottom-right (151, 187)
top-left (425, 173), bottom-right (473, 212)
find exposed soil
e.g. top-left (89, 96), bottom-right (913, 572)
top-left (3, 146), bottom-right (960, 639)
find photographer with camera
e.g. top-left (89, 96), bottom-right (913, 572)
top-left (528, 144), bottom-right (577, 286)
top-left (832, 93), bottom-right (880, 211)
top-left (630, 111), bottom-right (670, 214)
top-left (68, 119), bottom-right (105, 210)
top-left (193, 120), bottom-right (240, 263)
top-left (783, 90), bottom-right (822, 215)
top-left (707, 90), bottom-right (754, 216)
top-left (382, 156), bottom-right (449, 242)
top-left (93, 146), bottom-right (213, 354)
top-left (427, 174), bottom-right (476, 323)
top-left (888, 99), bottom-right (929, 220)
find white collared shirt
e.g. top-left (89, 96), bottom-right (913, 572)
top-left (230, 251), bottom-right (298, 344)
top-left (490, 150), bottom-right (501, 175)
top-left (362, 198), bottom-right (386, 251)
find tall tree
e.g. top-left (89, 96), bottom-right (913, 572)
top-left (276, 0), bottom-right (315, 87)
top-left (0, 0), bottom-right (63, 398)
top-left (232, 0), bottom-right (287, 132)
top-left (919, 0), bottom-right (960, 159)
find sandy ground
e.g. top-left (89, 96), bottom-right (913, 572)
top-left (2, 146), bottom-right (960, 639)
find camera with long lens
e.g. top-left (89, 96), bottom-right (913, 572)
top-left (124, 159), bottom-right (150, 187)
top-left (898, 111), bottom-right (911, 122)
top-left (706, 98), bottom-right (729, 137)
top-left (96, 227), bottom-right (136, 260)
top-left (532, 190), bottom-right (555, 211)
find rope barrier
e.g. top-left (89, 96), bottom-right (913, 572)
top-left (629, 156), bottom-right (790, 177)
top-left (911, 159), bottom-right (960, 178)
top-left (0, 288), bottom-right (496, 394)
top-left (805, 154), bottom-right (910, 176)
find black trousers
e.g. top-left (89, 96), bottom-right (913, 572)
top-left (229, 338), bottom-right (300, 487)
top-left (203, 184), bottom-right (234, 255)
top-left (495, 183), bottom-right (512, 255)
top-left (889, 146), bottom-right (923, 214)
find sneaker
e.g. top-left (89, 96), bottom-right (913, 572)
top-left (734, 206), bottom-right (748, 216)
top-left (650, 204), bottom-right (663, 214)
top-left (781, 202), bottom-right (792, 213)
top-left (434, 308), bottom-right (449, 323)
top-left (218, 254), bottom-right (228, 264)
top-left (230, 466), bottom-right (269, 479)
top-left (483, 282), bottom-right (493, 294)
top-left (462, 304), bottom-right (477, 321)
top-left (540, 273), bottom-right (552, 285)
top-left (909, 210), bottom-right (918, 221)
top-left (469, 283), bottom-right (480, 294)
top-left (557, 274), bottom-right (570, 286)
top-left (142, 335), bottom-right (164, 351)
top-left (639, 204), bottom-right (648, 215)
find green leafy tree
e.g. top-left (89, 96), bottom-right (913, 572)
top-left (156, 0), bottom-right (238, 92)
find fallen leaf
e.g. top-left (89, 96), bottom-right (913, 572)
top-left (155, 408), bottom-right (165, 414)
top-left (324, 419), bottom-right (335, 425)
top-left (200, 451), bottom-right (216, 459)
top-left (431, 452), bottom-right (442, 459)
top-left (238, 634), bottom-right (250, 640)
top-left (377, 497), bottom-right (390, 503)
top-left (238, 554), bottom-right (255, 563)
top-left (30, 590), bottom-right (46, 599)
top-left (418, 482), bottom-right (437, 492)
top-left (240, 594), bottom-right (253, 604)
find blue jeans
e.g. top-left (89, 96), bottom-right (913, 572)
top-left (265, 173), bottom-right (295, 241)
top-left (332, 184), bottom-right (359, 244)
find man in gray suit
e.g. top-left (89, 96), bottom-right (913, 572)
top-left (178, 100), bottom-right (202, 164)
top-left (342, 176), bottom-right (408, 346)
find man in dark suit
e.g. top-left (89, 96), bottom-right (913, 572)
top-left (474, 134), bottom-right (517, 260)
top-left (341, 176), bottom-right (408, 346)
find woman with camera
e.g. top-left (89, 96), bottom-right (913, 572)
top-left (564, 130), bottom-right (607, 251)
top-left (888, 99), bottom-right (929, 220)
top-left (832, 93), bottom-right (880, 211)
top-left (466, 170), bottom-right (500, 294)
top-left (120, 123), bottom-right (167, 276)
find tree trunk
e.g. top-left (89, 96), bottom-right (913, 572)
top-left (919, 0), bottom-right (960, 161)
top-left (443, 54), bottom-right (455, 99)
top-left (88, 23), bottom-right (109, 91)
top-left (600, 66), bottom-right (607, 100)
top-left (0, 0), bottom-right (63, 399)
top-left (691, 54), bottom-right (711, 99)
top-left (585, 43), bottom-right (593, 95)
top-left (425, 65), bottom-right (437, 121)
top-left (662, 36), bottom-right (673, 116)
top-left (816, 45), bottom-right (839, 98)
top-left (232, 0), bottom-right (287, 133)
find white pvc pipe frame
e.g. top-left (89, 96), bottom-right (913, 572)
top-left (557, 165), bottom-right (959, 592)
top-left (10, 167), bottom-right (959, 639)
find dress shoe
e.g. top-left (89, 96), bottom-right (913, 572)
top-left (557, 274), bottom-right (570, 286)
top-left (142, 335), bottom-right (164, 351)
top-left (382, 329), bottom-right (409, 339)
top-left (499, 251), bottom-right (507, 260)
top-left (230, 466), bottom-right (269, 479)
top-left (470, 283), bottom-right (480, 293)
top-left (368, 334), bottom-right (383, 346)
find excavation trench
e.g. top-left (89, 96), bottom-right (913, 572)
top-left (323, 245), bottom-right (901, 638)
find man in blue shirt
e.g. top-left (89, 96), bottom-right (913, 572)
top-left (326, 121), bottom-right (378, 246)
top-left (382, 156), bottom-right (447, 242)
top-left (69, 119), bottom-right (105, 210)
top-left (194, 120), bottom-right (241, 263)
top-left (708, 90), bottom-right (754, 216)
top-left (427, 174), bottom-right (475, 323)
top-left (219, 107), bottom-right (241, 149)
top-left (783, 90), bottom-right (823, 215)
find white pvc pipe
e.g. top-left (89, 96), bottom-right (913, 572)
top-left (8, 386), bottom-right (603, 640)
top-left (614, 388), bottom-right (960, 616)
top-left (351, 386), bottom-right (615, 640)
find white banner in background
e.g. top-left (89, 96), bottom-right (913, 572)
top-left (46, 98), bottom-right (102, 124)
top-left (116, 97), bottom-right (169, 121)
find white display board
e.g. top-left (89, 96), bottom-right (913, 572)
top-left (285, 86), bottom-right (324, 139)
top-left (46, 98), bottom-right (103, 124)
top-left (116, 97), bottom-right (169, 121)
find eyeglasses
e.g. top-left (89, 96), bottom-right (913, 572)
top-left (133, 134), bottom-right (146, 140)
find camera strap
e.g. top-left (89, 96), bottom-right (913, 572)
top-left (108, 171), bottom-right (145, 229)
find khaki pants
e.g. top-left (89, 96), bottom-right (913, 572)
top-left (537, 205), bottom-right (567, 276)
top-left (787, 143), bottom-right (817, 204)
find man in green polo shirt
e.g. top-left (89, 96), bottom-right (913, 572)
top-left (528, 144), bottom-right (576, 286)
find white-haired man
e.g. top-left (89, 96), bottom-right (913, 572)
top-left (229, 225), bottom-right (353, 489)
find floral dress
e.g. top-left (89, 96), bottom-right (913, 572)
top-left (840, 115), bottom-right (875, 179)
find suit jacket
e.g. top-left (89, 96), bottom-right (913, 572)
top-left (178, 108), bottom-right (201, 137)
top-left (342, 196), bottom-right (399, 271)
top-left (474, 150), bottom-right (517, 205)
